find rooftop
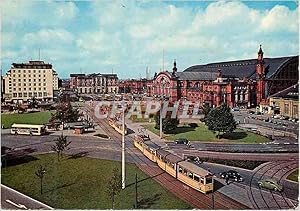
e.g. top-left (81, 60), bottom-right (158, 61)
top-left (269, 84), bottom-right (299, 100)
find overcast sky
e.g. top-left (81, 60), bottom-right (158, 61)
top-left (1, 0), bottom-right (298, 79)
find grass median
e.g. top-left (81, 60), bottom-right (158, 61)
top-left (2, 153), bottom-right (191, 209)
top-left (287, 169), bottom-right (299, 182)
top-left (143, 123), bottom-right (269, 144)
top-left (1, 111), bottom-right (53, 128)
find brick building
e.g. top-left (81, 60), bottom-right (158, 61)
top-left (150, 46), bottom-right (299, 108)
top-left (119, 78), bottom-right (151, 94)
top-left (70, 73), bottom-right (118, 94)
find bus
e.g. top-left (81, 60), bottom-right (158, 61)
top-left (11, 124), bottom-right (46, 136)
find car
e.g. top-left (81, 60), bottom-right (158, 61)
top-left (273, 114), bottom-right (281, 119)
top-left (174, 138), bottom-right (189, 145)
top-left (232, 107), bottom-right (240, 112)
top-left (220, 170), bottom-right (243, 182)
top-left (258, 178), bottom-right (283, 192)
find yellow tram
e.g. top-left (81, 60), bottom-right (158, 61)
top-left (108, 118), bottom-right (128, 135)
top-left (133, 135), bottom-right (214, 194)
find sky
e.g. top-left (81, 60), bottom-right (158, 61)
top-left (1, 0), bottom-right (299, 79)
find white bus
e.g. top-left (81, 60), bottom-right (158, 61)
top-left (11, 124), bottom-right (46, 136)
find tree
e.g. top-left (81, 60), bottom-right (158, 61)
top-left (35, 165), bottom-right (46, 194)
top-left (202, 103), bottom-right (212, 122)
top-left (29, 97), bottom-right (38, 109)
top-left (106, 168), bottom-right (122, 209)
top-left (50, 102), bottom-right (82, 124)
top-left (205, 104), bottom-right (237, 139)
top-left (51, 134), bottom-right (71, 161)
top-left (155, 111), bottom-right (179, 133)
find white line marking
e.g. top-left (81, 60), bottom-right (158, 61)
top-left (5, 199), bottom-right (27, 209)
top-left (2, 185), bottom-right (53, 209)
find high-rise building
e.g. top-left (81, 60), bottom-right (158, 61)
top-left (3, 60), bottom-right (59, 103)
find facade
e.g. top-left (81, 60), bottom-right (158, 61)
top-left (150, 46), bottom-right (298, 108)
top-left (3, 60), bottom-right (59, 103)
top-left (269, 84), bottom-right (299, 119)
top-left (119, 78), bottom-right (151, 94)
top-left (70, 73), bottom-right (118, 94)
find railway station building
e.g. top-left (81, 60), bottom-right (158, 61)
top-left (149, 46), bottom-right (299, 108)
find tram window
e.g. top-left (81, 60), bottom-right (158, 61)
top-left (206, 177), bottom-right (212, 184)
top-left (194, 175), bottom-right (200, 182)
top-left (188, 172), bottom-right (193, 179)
top-left (183, 169), bottom-right (187, 175)
top-left (179, 167), bottom-right (183, 173)
top-left (200, 177), bottom-right (204, 184)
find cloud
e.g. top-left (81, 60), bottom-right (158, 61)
top-left (1, 1), bottom-right (298, 79)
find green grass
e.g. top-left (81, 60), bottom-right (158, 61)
top-left (1, 111), bottom-right (53, 128)
top-left (1, 154), bottom-right (191, 209)
top-left (129, 115), bottom-right (154, 123)
top-left (287, 169), bottom-right (298, 182)
top-left (143, 123), bottom-right (269, 144)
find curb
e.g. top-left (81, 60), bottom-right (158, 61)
top-left (1, 184), bottom-right (54, 210)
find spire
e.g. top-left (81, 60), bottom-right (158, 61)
top-left (172, 59), bottom-right (177, 73)
top-left (258, 44), bottom-right (263, 55)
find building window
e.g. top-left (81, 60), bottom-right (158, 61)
top-left (33, 79), bottom-right (36, 82)
top-left (13, 88), bottom-right (16, 91)
top-left (44, 79), bottom-right (46, 82)
top-left (44, 87), bottom-right (46, 90)
top-left (24, 79), bottom-right (26, 82)
top-left (39, 83), bottom-right (41, 86)
top-left (284, 104), bottom-right (289, 115)
top-left (29, 92), bottom-right (32, 97)
top-left (34, 92), bottom-right (37, 97)
top-left (13, 79), bottom-right (16, 82)
top-left (29, 79), bottom-right (31, 82)
top-left (24, 83), bottom-right (26, 86)
top-left (34, 83), bottom-right (36, 86)
top-left (43, 92), bottom-right (47, 97)
top-left (24, 87), bottom-right (26, 90)
top-left (29, 87), bottom-right (31, 91)
top-left (38, 92), bottom-right (42, 97)
top-left (18, 93), bottom-right (22, 97)
top-left (28, 70), bottom-right (31, 73)
top-left (293, 105), bottom-right (298, 117)
top-left (39, 87), bottom-right (41, 90)
top-left (43, 83), bottom-right (46, 86)
top-left (29, 75), bottom-right (31, 78)
top-left (18, 83), bottom-right (21, 86)
top-left (19, 88), bottom-right (21, 91)
top-left (18, 79), bottom-right (21, 82)
top-left (39, 79), bottom-right (41, 82)
top-left (24, 92), bottom-right (27, 97)
top-left (13, 93), bottom-right (17, 97)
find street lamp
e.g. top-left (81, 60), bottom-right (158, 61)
top-left (122, 86), bottom-right (126, 189)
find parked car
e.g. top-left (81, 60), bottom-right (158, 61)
top-left (273, 114), bottom-right (281, 119)
top-left (174, 138), bottom-right (189, 145)
top-left (258, 178), bottom-right (283, 192)
top-left (232, 107), bottom-right (240, 112)
top-left (220, 170), bottom-right (243, 182)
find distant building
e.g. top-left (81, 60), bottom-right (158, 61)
top-left (269, 84), bottom-right (299, 119)
top-left (70, 73), bottom-right (118, 94)
top-left (150, 46), bottom-right (299, 108)
top-left (119, 78), bottom-right (151, 94)
top-left (3, 60), bottom-right (59, 103)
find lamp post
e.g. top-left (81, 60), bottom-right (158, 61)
top-left (122, 87), bottom-right (126, 189)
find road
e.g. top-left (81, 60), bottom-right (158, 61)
top-left (233, 111), bottom-right (299, 136)
top-left (174, 142), bottom-right (298, 153)
top-left (1, 185), bottom-right (53, 210)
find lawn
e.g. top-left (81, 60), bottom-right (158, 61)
top-left (287, 169), bottom-right (298, 182)
top-left (1, 111), bottom-right (53, 128)
top-left (143, 123), bottom-right (269, 144)
top-left (1, 153), bottom-right (191, 209)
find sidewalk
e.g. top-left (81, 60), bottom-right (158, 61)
top-left (48, 125), bottom-right (109, 138)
